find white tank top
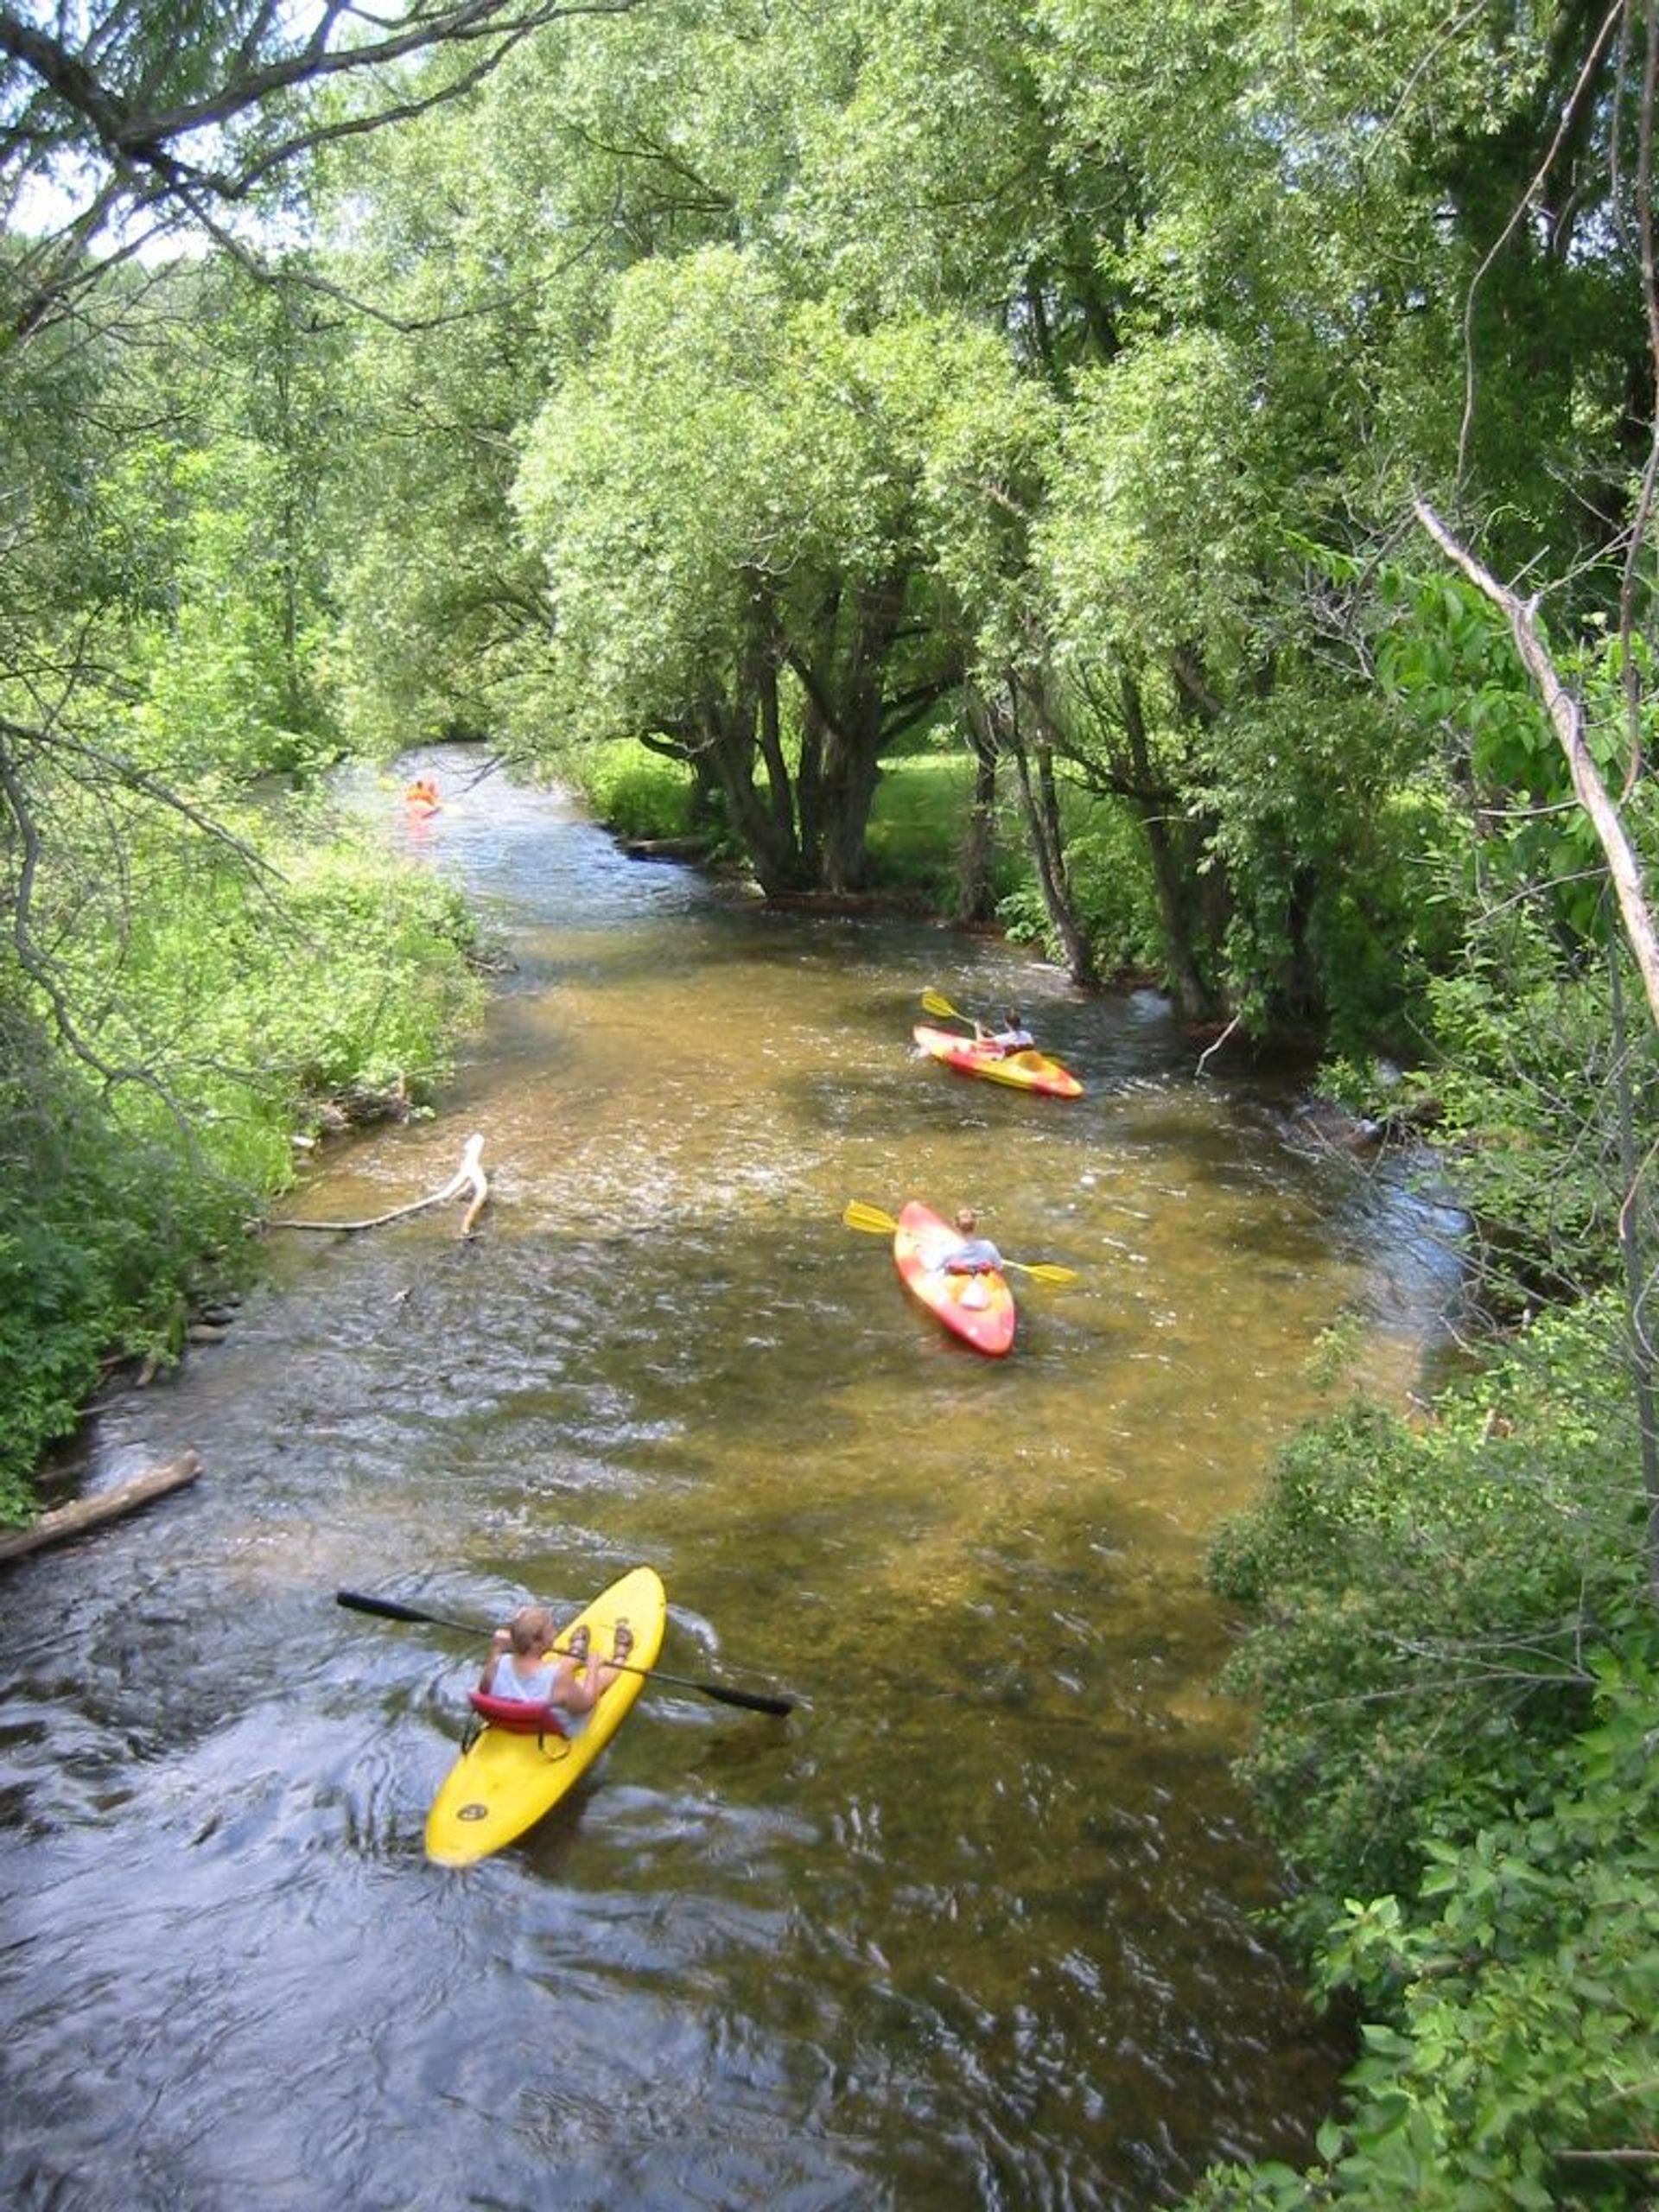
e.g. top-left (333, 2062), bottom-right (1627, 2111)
top-left (486, 1655), bottom-right (559, 1702)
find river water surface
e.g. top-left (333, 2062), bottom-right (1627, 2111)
top-left (0, 749), bottom-right (1462, 2210)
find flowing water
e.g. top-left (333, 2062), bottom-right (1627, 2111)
top-left (0, 747), bottom-right (1464, 2211)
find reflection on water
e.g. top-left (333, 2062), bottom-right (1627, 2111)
top-left (0, 747), bottom-right (1460, 2209)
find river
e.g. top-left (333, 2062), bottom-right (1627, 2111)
top-left (0, 747), bottom-right (1463, 2210)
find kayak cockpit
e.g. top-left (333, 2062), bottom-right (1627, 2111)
top-left (464, 1689), bottom-right (573, 1752)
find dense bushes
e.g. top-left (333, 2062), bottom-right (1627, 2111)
top-left (1190, 1640), bottom-right (1659, 2209)
top-left (0, 1044), bottom-right (234, 1522)
top-left (572, 740), bottom-right (699, 844)
top-left (1189, 1299), bottom-right (1659, 2209)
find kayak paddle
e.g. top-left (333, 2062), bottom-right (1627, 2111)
top-left (921, 988), bottom-right (974, 1027)
top-left (841, 1200), bottom-right (1079, 1285)
top-left (922, 989), bottom-right (1040, 1052)
top-left (335, 1588), bottom-right (796, 1716)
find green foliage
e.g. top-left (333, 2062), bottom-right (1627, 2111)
top-left (1373, 570), bottom-right (1659, 950)
top-left (569, 741), bottom-right (697, 842)
top-left (1320, 887), bottom-right (1659, 1313)
top-left (512, 247), bottom-right (1046, 731)
top-left (1415, 947), bottom-right (1643, 1305)
top-left (1208, 1296), bottom-right (1644, 1939)
top-left (1, 805), bottom-right (481, 1517)
top-left (509, 245), bottom-right (1047, 887)
top-left (1187, 1645), bottom-right (1659, 2211)
top-left (1038, 328), bottom-right (1281, 670)
top-left (316, 0), bottom-right (1650, 1038)
top-left (862, 751), bottom-right (979, 903)
top-left (997, 785), bottom-right (1164, 976)
top-left (130, 442), bottom-right (337, 785)
top-left (0, 1036), bottom-right (244, 1514)
top-left (1192, 1303), bottom-right (1659, 2209)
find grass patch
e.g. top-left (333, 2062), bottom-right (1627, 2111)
top-left (569, 740), bottom-right (697, 840)
top-left (865, 752), bottom-right (980, 900)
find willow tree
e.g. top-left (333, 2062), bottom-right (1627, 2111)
top-left (512, 245), bottom-right (1051, 896)
top-left (1, 0), bottom-right (656, 1058)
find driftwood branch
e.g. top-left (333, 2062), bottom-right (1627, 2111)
top-left (1196, 1014), bottom-right (1243, 1077)
top-left (270, 1133), bottom-right (491, 1237)
top-left (0, 1450), bottom-right (202, 1564)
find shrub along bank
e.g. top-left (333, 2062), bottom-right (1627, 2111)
top-left (1184, 1296), bottom-right (1659, 2209)
top-left (3, 808), bottom-right (482, 1522)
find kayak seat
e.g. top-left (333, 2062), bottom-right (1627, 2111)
top-left (467, 1689), bottom-right (571, 1745)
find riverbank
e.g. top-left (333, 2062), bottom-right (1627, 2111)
top-left (3, 798), bottom-right (486, 1525)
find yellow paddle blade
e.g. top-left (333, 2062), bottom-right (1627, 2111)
top-left (843, 1200), bottom-right (899, 1235)
top-left (843, 1202), bottom-right (1077, 1282)
top-left (920, 988), bottom-right (966, 1023)
top-left (1008, 1260), bottom-right (1080, 1287)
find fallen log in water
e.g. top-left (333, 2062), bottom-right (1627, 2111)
top-left (0, 1450), bottom-right (203, 1565)
top-left (269, 1132), bottom-right (490, 1238)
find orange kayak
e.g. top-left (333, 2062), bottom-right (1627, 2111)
top-left (892, 1200), bottom-right (1016, 1357)
top-left (912, 1023), bottom-right (1082, 1099)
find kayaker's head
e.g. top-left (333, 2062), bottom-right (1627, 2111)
top-left (955, 1208), bottom-right (979, 1235)
top-left (1004, 1007), bottom-right (1021, 1025)
top-left (506, 1605), bottom-right (555, 1656)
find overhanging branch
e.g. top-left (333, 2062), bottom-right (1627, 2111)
top-left (1413, 497), bottom-right (1659, 1035)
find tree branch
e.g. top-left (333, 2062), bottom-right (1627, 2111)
top-left (1412, 497), bottom-right (1659, 1035)
top-left (0, 1), bottom-right (646, 334)
top-left (270, 1133), bottom-right (491, 1237)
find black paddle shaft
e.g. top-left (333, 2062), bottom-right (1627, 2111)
top-left (334, 1589), bottom-right (795, 1716)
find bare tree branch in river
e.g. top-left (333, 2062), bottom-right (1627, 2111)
top-left (269, 1133), bottom-right (491, 1238)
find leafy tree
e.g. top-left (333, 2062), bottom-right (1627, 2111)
top-left (512, 245), bottom-right (1049, 893)
top-left (0, 1), bottom-right (652, 334)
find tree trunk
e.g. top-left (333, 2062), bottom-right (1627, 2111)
top-left (818, 709), bottom-right (884, 894)
top-left (0, 1452), bottom-right (202, 1564)
top-left (705, 680), bottom-right (813, 897)
top-left (1120, 671), bottom-right (1217, 1020)
top-left (790, 573), bottom-right (907, 895)
top-left (1000, 682), bottom-right (1097, 984)
top-left (956, 691), bottom-right (1001, 924)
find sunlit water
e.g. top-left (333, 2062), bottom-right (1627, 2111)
top-left (0, 747), bottom-right (1463, 2210)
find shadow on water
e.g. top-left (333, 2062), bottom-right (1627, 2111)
top-left (0, 747), bottom-right (1462, 2210)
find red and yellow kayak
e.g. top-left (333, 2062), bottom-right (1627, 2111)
top-left (912, 1023), bottom-right (1082, 1099)
top-left (892, 1199), bottom-right (1016, 1357)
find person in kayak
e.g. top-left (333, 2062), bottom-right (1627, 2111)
top-left (943, 1208), bottom-right (1005, 1275)
top-left (480, 1605), bottom-right (634, 1733)
top-left (974, 1007), bottom-right (1034, 1055)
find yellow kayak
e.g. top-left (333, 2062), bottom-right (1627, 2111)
top-left (424, 1564), bottom-right (666, 1866)
top-left (912, 1023), bottom-right (1083, 1098)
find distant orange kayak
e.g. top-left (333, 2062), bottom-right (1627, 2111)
top-left (912, 1023), bottom-right (1082, 1099)
top-left (404, 778), bottom-right (441, 816)
top-left (891, 1200), bottom-right (1016, 1357)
